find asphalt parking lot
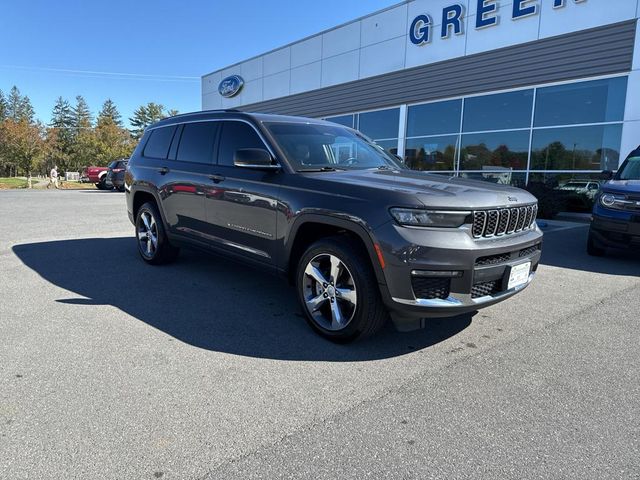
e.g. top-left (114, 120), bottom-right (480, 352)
top-left (1, 189), bottom-right (639, 479)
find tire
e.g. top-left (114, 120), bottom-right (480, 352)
top-left (587, 230), bottom-right (606, 257)
top-left (96, 177), bottom-right (110, 190)
top-left (296, 235), bottom-right (388, 343)
top-left (135, 201), bottom-right (180, 265)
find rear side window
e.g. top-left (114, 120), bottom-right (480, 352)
top-left (144, 126), bottom-right (177, 159)
top-left (176, 122), bottom-right (219, 164)
top-left (218, 121), bottom-right (266, 166)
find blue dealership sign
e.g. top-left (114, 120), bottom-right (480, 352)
top-left (219, 75), bottom-right (244, 98)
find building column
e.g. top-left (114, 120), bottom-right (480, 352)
top-left (620, 18), bottom-right (640, 163)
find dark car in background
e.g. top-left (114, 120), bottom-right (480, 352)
top-left (124, 111), bottom-right (542, 342)
top-left (105, 159), bottom-right (128, 192)
top-left (588, 146), bottom-right (640, 256)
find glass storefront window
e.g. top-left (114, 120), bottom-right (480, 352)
top-left (534, 77), bottom-right (627, 127)
top-left (374, 139), bottom-right (399, 156)
top-left (358, 108), bottom-right (400, 140)
top-left (530, 124), bottom-right (622, 171)
top-left (407, 99), bottom-right (462, 137)
top-left (325, 114), bottom-right (355, 128)
top-left (458, 171), bottom-right (527, 188)
top-left (404, 135), bottom-right (458, 171)
top-left (460, 131), bottom-right (530, 170)
top-left (463, 90), bottom-right (533, 132)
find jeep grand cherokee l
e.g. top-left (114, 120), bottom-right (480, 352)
top-left (125, 111), bottom-right (543, 342)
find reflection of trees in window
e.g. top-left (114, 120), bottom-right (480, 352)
top-left (461, 143), bottom-right (527, 170)
top-left (406, 144), bottom-right (455, 171)
top-left (531, 142), bottom-right (619, 170)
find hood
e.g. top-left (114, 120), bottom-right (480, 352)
top-left (602, 179), bottom-right (640, 195)
top-left (301, 168), bottom-right (537, 209)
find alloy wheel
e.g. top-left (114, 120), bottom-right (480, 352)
top-left (137, 211), bottom-right (158, 258)
top-left (302, 253), bottom-right (357, 331)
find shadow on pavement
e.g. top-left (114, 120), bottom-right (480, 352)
top-left (12, 237), bottom-right (472, 362)
top-left (539, 223), bottom-right (640, 276)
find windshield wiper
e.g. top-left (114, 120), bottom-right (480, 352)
top-left (296, 166), bottom-right (346, 172)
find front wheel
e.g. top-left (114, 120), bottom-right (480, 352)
top-left (135, 202), bottom-right (180, 265)
top-left (296, 236), bottom-right (388, 343)
top-left (587, 230), bottom-right (605, 257)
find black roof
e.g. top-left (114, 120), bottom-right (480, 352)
top-left (149, 110), bottom-right (333, 130)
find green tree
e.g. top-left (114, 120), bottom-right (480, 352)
top-left (95, 122), bottom-right (135, 164)
top-left (97, 98), bottom-right (122, 128)
top-left (71, 95), bottom-right (93, 131)
top-left (6, 86), bottom-right (35, 123)
top-left (49, 97), bottom-right (74, 170)
top-left (0, 89), bottom-right (7, 121)
top-left (129, 102), bottom-right (172, 139)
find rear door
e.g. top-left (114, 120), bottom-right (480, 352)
top-left (203, 120), bottom-right (281, 265)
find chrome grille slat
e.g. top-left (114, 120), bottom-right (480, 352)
top-left (472, 204), bottom-right (538, 239)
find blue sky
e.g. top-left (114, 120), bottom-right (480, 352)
top-left (0, 0), bottom-right (397, 128)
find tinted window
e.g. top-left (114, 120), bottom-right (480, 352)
top-left (218, 121), bottom-right (267, 166)
top-left (405, 135), bottom-right (458, 171)
top-left (463, 90), bottom-right (533, 132)
top-left (531, 124), bottom-right (622, 171)
top-left (358, 108), bottom-right (400, 140)
top-left (176, 122), bottom-right (218, 164)
top-left (460, 130), bottom-right (530, 170)
top-left (144, 126), bottom-right (176, 159)
top-left (326, 115), bottom-right (355, 128)
top-left (534, 77), bottom-right (627, 127)
top-left (407, 100), bottom-right (462, 137)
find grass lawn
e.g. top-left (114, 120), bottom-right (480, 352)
top-left (0, 177), bottom-right (29, 189)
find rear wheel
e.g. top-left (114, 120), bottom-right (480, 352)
top-left (96, 177), bottom-right (110, 190)
top-left (587, 229), bottom-right (605, 257)
top-left (135, 202), bottom-right (179, 265)
top-left (296, 236), bottom-right (388, 343)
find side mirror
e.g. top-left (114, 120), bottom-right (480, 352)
top-left (234, 148), bottom-right (279, 170)
top-left (602, 170), bottom-right (614, 180)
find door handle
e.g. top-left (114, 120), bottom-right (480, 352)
top-left (158, 167), bottom-right (170, 175)
top-left (209, 174), bottom-right (225, 183)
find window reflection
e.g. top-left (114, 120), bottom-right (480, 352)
top-left (463, 90), bottom-right (533, 132)
top-left (534, 77), bottom-right (627, 127)
top-left (358, 108), bottom-right (400, 140)
top-left (530, 125), bottom-right (622, 171)
top-left (460, 131), bottom-right (530, 170)
top-left (459, 171), bottom-right (526, 188)
top-left (407, 99), bottom-right (462, 137)
top-left (404, 136), bottom-right (458, 171)
top-left (326, 114), bottom-right (355, 129)
top-left (374, 139), bottom-right (399, 156)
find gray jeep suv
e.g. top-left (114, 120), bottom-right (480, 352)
top-left (125, 110), bottom-right (542, 342)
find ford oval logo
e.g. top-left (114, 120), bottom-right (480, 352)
top-left (218, 75), bottom-right (244, 98)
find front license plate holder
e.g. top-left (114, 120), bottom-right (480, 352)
top-left (506, 262), bottom-right (531, 290)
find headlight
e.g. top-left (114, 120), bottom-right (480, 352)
top-left (600, 193), bottom-right (629, 209)
top-left (390, 208), bottom-right (470, 228)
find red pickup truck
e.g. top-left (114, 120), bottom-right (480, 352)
top-left (81, 166), bottom-right (110, 189)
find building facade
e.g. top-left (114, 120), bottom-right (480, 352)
top-left (202, 0), bottom-right (640, 187)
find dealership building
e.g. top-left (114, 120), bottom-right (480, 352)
top-left (202, 0), bottom-right (640, 186)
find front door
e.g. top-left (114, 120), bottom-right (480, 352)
top-left (203, 120), bottom-right (281, 265)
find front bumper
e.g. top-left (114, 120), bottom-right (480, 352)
top-left (590, 212), bottom-right (640, 250)
top-left (374, 220), bottom-right (543, 326)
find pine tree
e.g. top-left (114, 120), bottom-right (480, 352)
top-left (129, 102), bottom-right (170, 139)
top-left (50, 97), bottom-right (73, 129)
top-left (97, 99), bottom-right (122, 128)
top-left (0, 89), bottom-right (7, 121)
top-left (6, 86), bottom-right (34, 123)
top-left (71, 95), bottom-right (93, 131)
top-left (49, 97), bottom-right (74, 171)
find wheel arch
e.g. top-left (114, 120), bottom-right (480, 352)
top-left (285, 214), bottom-right (386, 287)
top-left (131, 187), bottom-right (170, 232)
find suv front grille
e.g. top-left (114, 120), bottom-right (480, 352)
top-left (411, 277), bottom-right (451, 300)
top-left (471, 280), bottom-right (502, 299)
top-left (475, 243), bottom-right (542, 266)
top-left (472, 205), bottom-right (538, 238)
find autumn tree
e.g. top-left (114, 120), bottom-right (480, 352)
top-left (0, 120), bottom-right (46, 184)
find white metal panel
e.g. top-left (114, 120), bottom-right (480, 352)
top-left (291, 35), bottom-right (323, 68)
top-left (539, 0), bottom-right (636, 39)
top-left (620, 120), bottom-right (640, 161)
top-left (202, 92), bottom-right (222, 110)
top-left (290, 62), bottom-right (322, 94)
top-left (263, 71), bottom-right (291, 101)
top-left (263, 47), bottom-right (291, 76)
top-left (465, 2), bottom-right (541, 55)
top-left (242, 78), bottom-right (264, 105)
top-left (360, 36), bottom-right (407, 79)
top-left (634, 19), bottom-right (640, 70)
top-left (321, 50), bottom-right (360, 87)
top-left (202, 72), bottom-right (221, 96)
top-left (360, 4), bottom-right (408, 47)
top-left (241, 57), bottom-right (263, 82)
top-left (405, 27), bottom-right (467, 68)
top-left (322, 22), bottom-right (361, 58)
top-left (221, 92), bottom-right (242, 109)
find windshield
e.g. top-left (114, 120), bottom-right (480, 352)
top-left (616, 156), bottom-right (640, 180)
top-left (266, 122), bottom-right (402, 171)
